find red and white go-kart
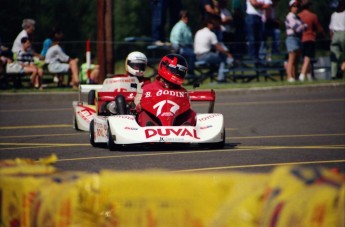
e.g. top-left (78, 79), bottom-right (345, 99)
top-left (73, 76), bottom-right (225, 150)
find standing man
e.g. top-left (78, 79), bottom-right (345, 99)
top-left (150, 0), bottom-right (182, 45)
top-left (245, 0), bottom-right (272, 60)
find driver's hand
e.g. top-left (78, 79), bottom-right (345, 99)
top-left (134, 82), bottom-right (144, 106)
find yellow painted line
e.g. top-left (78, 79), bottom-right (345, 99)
top-left (0, 124), bottom-right (72, 130)
top-left (225, 128), bottom-right (237, 131)
top-left (0, 133), bottom-right (82, 139)
top-left (216, 98), bottom-right (345, 106)
top-left (0, 145), bottom-right (76, 150)
top-left (227, 133), bottom-right (345, 139)
top-left (173, 160), bottom-right (345, 173)
top-left (0, 142), bottom-right (89, 146)
top-left (49, 145), bottom-right (343, 162)
top-left (0, 108), bottom-right (71, 113)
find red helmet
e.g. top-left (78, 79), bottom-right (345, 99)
top-left (158, 54), bottom-right (188, 86)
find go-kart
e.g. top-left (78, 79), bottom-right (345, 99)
top-left (89, 87), bottom-right (225, 151)
top-left (72, 76), bottom-right (140, 131)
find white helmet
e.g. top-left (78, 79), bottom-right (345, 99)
top-left (126, 51), bottom-right (147, 77)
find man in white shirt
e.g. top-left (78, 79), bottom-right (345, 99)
top-left (194, 16), bottom-right (233, 83)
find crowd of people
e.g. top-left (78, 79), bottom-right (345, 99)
top-left (154, 0), bottom-right (345, 83)
top-left (0, 0), bottom-right (344, 90)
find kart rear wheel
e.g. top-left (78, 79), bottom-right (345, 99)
top-left (73, 114), bottom-right (80, 131)
top-left (88, 90), bottom-right (96, 105)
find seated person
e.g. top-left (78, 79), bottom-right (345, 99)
top-left (136, 54), bottom-right (196, 126)
top-left (45, 36), bottom-right (79, 89)
top-left (194, 15), bottom-right (233, 83)
top-left (7, 37), bottom-right (44, 89)
top-left (79, 54), bottom-right (100, 84)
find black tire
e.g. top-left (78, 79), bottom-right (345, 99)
top-left (107, 124), bottom-right (120, 151)
top-left (89, 119), bottom-right (97, 147)
top-left (115, 94), bottom-right (127, 114)
top-left (88, 90), bottom-right (96, 105)
top-left (73, 114), bottom-right (80, 131)
top-left (213, 128), bottom-right (226, 149)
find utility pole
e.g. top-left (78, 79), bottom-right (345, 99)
top-left (97, 0), bottom-right (113, 82)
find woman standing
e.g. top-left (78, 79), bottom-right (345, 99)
top-left (285, 0), bottom-right (307, 82)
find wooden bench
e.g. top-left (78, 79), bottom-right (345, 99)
top-left (0, 63), bottom-right (69, 89)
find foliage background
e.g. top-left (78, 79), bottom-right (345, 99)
top-left (0, 0), bottom-right (337, 71)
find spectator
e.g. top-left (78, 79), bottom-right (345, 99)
top-left (79, 54), bottom-right (100, 84)
top-left (8, 37), bottom-right (44, 89)
top-left (150, 0), bottom-right (182, 45)
top-left (11, 19), bottom-right (43, 60)
top-left (261, 0), bottom-right (281, 56)
top-left (40, 27), bottom-right (63, 58)
top-left (199, 0), bottom-right (222, 40)
top-left (170, 10), bottom-right (195, 77)
top-left (0, 36), bottom-right (13, 74)
top-left (298, 0), bottom-right (325, 82)
top-left (285, 0), bottom-right (307, 82)
top-left (219, 0), bottom-right (233, 45)
top-left (45, 36), bottom-right (79, 89)
top-left (136, 54), bottom-right (196, 127)
top-left (245, 0), bottom-right (272, 60)
top-left (194, 16), bottom-right (233, 83)
top-left (329, 0), bottom-right (345, 79)
top-left (199, 0), bottom-right (220, 22)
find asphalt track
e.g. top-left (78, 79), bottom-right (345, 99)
top-left (0, 84), bottom-right (344, 173)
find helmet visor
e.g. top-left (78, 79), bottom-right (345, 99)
top-left (164, 62), bottom-right (187, 78)
top-left (128, 62), bottom-right (146, 71)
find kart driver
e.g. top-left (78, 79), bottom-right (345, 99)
top-left (136, 54), bottom-right (197, 126)
top-left (116, 51), bottom-right (151, 86)
top-left (103, 51), bottom-right (150, 115)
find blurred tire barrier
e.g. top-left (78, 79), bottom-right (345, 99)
top-left (0, 154), bottom-right (344, 227)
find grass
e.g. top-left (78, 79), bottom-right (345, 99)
top-left (1, 77), bottom-right (344, 94)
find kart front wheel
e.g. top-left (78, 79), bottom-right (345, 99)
top-left (107, 125), bottom-right (122, 151)
top-left (89, 120), bottom-right (96, 147)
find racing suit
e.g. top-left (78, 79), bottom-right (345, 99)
top-left (136, 79), bottom-right (196, 126)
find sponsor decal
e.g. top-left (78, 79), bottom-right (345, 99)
top-left (105, 78), bottom-right (136, 84)
top-left (77, 109), bottom-right (94, 122)
top-left (159, 137), bottom-right (184, 142)
top-left (153, 100), bottom-right (180, 117)
top-left (95, 122), bottom-right (107, 138)
top-left (145, 128), bottom-right (200, 139)
top-left (144, 89), bottom-right (185, 98)
top-left (113, 115), bottom-right (134, 120)
top-left (198, 114), bottom-right (221, 122)
top-left (200, 125), bottom-right (213, 130)
top-left (124, 126), bottom-right (138, 130)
